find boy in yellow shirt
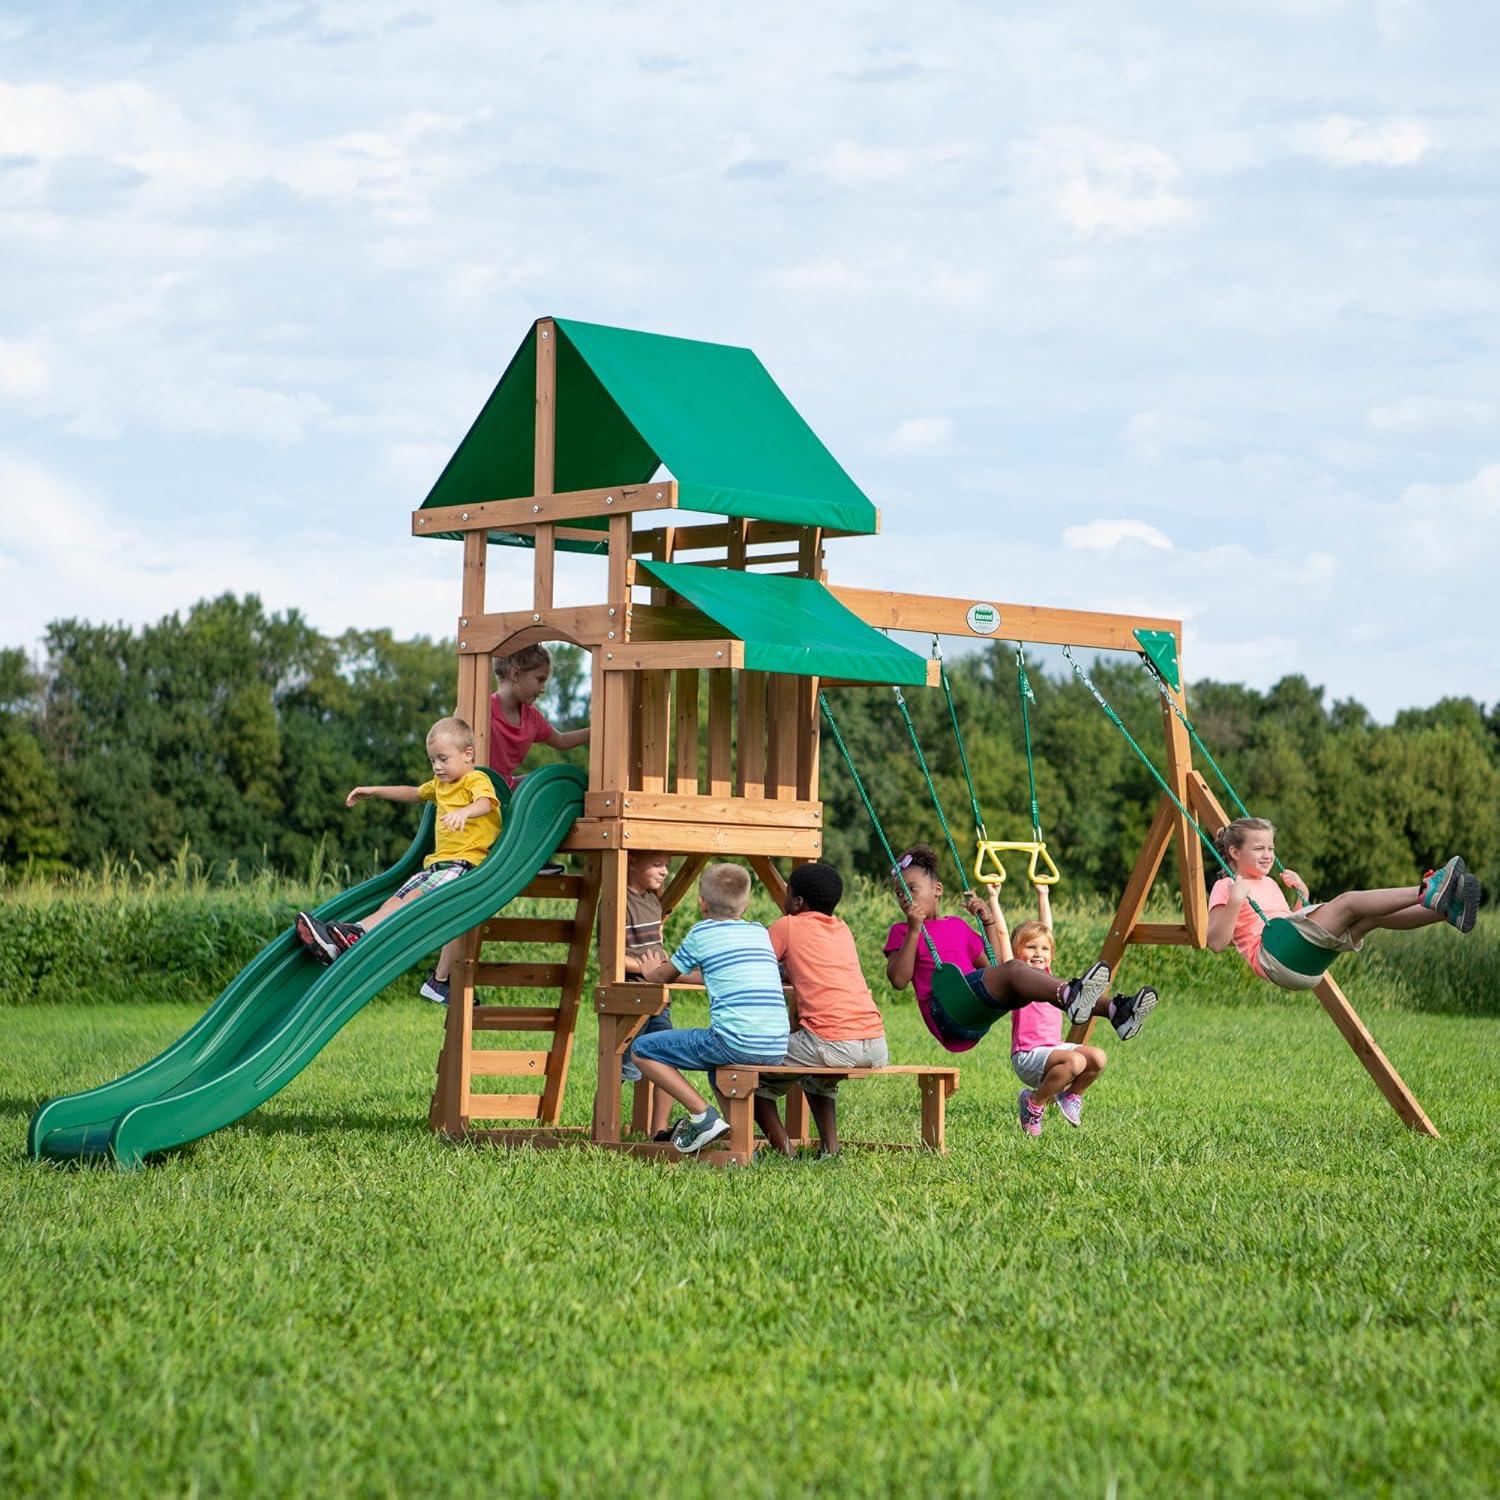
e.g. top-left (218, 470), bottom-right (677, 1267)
top-left (295, 716), bottom-right (500, 1001)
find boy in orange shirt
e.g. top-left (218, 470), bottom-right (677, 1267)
top-left (757, 861), bottom-right (887, 1158)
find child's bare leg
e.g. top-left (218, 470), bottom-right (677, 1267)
top-left (650, 1087), bottom-right (673, 1136)
top-left (1314, 886), bottom-right (1427, 939)
top-left (357, 886), bottom-right (424, 932)
top-left (1032, 1050), bottom-right (1086, 1109)
top-left (978, 959), bottom-right (1073, 1009)
top-left (1070, 1045), bottom-right (1108, 1094)
top-left (755, 1096), bottom-right (793, 1156)
top-left (1347, 903), bottom-right (1447, 943)
top-left (432, 935), bottom-right (465, 982)
top-left (631, 1056), bottom-right (707, 1113)
top-left (807, 1094), bottom-right (840, 1155)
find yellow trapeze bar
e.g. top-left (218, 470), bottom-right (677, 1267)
top-left (973, 839), bottom-right (1061, 889)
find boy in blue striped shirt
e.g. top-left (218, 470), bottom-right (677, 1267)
top-left (634, 862), bottom-right (790, 1153)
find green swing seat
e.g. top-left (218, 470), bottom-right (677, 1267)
top-left (1257, 916), bottom-right (1340, 990)
top-left (929, 961), bottom-right (1005, 1044)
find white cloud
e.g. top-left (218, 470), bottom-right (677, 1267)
top-left (1015, 129), bottom-right (1195, 236)
top-left (1062, 519), bottom-right (1174, 552)
top-left (1390, 463), bottom-right (1500, 575)
top-left (820, 138), bottom-right (969, 185)
top-left (1367, 396), bottom-right (1496, 432)
top-left (0, 339), bottom-right (49, 400)
top-left (1308, 115), bottom-right (1431, 167)
top-left (888, 417), bottom-right (953, 453)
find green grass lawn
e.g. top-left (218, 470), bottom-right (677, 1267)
top-left (3, 973), bottom-right (1497, 1497)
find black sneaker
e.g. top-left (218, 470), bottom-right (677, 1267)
top-left (651, 1129), bottom-right (674, 1143)
top-left (419, 971), bottom-right (450, 1005)
top-left (295, 911), bottom-right (340, 965)
top-left (670, 1108), bottom-right (730, 1154)
top-left (1109, 986), bottom-right (1158, 1041)
top-left (328, 921), bottom-right (364, 953)
top-left (1060, 961), bottom-right (1112, 1026)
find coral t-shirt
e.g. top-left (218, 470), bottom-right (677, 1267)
top-left (1208, 875), bottom-right (1290, 979)
top-left (769, 912), bottom-right (884, 1042)
top-left (488, 696), bottom-right (553, 786)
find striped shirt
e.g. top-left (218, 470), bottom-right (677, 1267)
top-left (670, 920), bottom-right (790, 1054)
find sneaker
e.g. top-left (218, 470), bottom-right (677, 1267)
top-left (295, 911), bottom-right (340, 966)
top-left (1059, 961), bottom-right (1112, 1026)
top-left (1055, 1091), bottom-right (1084, 1127)
top-left (538, 862), bottom-right (565, 877)
top-left (328, 921), bottom-right (364, 953)
top-left (670, 1108), bottom-right (730, 1154)
top-left (651, 1129), bottom-right (674, 1143)
top-left (1419, 856), bottom-right (1465, 915)
top-left (419, 971), bottom-right (450, 1005)
top-left (1017, 1088), bottom-right (1044, 1137)
top-left (1109, 986), bottom-right (1159, 1041)
top-left (1446, 872), bottom-right (1480, 934)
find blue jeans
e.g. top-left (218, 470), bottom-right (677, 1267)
top-left (621, 1004), bottom-right (673, 1083)
top-left (629, 1025), bottom-right (788, 1091)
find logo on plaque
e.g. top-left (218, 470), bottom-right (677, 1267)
top-left (965, 602), bottom-right (1000, 635)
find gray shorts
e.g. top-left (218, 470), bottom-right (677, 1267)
top-left (755, 1027), bottom-right (889, 1098)
top-left (1011, 1042), bottom-right (1078, 1089)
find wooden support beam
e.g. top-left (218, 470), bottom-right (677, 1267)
top-left (583, 791), bottom-right (821, 827)
top-left (737, 670), bottom-right (767, 798)
top-left (458, 605), bottom-right (617, 656)
top-left (413, 480), bottom-right (676, 537)
top-left (768, 674), bottom-right (800, 800)
top-left (747, 855), bottom-right (788, 907)
top-left (591, 849), bottom-right (630, 1145)
top-left (829, 585), bottom-right (1180, 654)
top-left (562, 818), bottom-right (823, 857)
top-left (706, 670), bottom-right (732, 796)
top-left (600, 641), bottom-right (743, 672)
top-left (639, 670), bottom-right (670, 792)
top-left (660, 853), bottom-right (709, 918)
top-left (673, 669), bottom-right (700, 794)
top-left (540, 852), bottom-right (601, 1124)
top-left (531, 317), bottom-right (557, 611)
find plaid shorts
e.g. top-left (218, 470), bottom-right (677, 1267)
top-left (393, 860), bottom-right (473, 900)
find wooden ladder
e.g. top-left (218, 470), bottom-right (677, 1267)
top-left (429, 858), bottom-right (602, 1137)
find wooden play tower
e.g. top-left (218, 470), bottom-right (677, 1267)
top-left (412, 316), bottom-right (1436, 1161)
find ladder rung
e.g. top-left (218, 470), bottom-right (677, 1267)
top-left (479, 918), bottom-right (577, 944)
top-left (476, 962), bottom-right (567, 988)
top-left (521, 874), bottom-right (583, 899)
top-left (466, 1093), bottom-right (543, 1120)
top-left (472, 1005), bottom-right (561, 1031)
top-left (468, 1050), bottom-right (549, 1076)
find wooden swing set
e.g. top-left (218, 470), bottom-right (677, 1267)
top-left (411, 316), bottom-right (1437, 1165)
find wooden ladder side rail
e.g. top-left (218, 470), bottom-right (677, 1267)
top-left (539, 852), bottom-right (602, 1124)
top-left (1182, 772), bottom-right (1439, 1138)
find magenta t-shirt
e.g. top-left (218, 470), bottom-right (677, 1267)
top-left (884, 915), bottom-right (990, 1053)
top-left (1011, 986), bottom-right (1063, 1055)
top-left (488, 696), bottom-right (553, 787)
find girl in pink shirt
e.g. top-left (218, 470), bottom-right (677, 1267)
top-left (884, 844), bottom-right (1125, 1053)
top-left (489, 644), bottom-right (591, 788)
top-left (996, 885), bottom-right (1155, 1137)
top-left (1206, 818), bottom-right (1480, 989)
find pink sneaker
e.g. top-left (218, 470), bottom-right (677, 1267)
top-left (1055, 1091), bottom-right (1084, 1127)
top-left (1017, 1088), bottom-right (1044, 1137)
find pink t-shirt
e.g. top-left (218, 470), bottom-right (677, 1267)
top-left (1208, 875), bottom-right (1290, 979)
top-left (488, 696), bottom-right (554, 787)
top-left (1011, 986), bottom-right (1063, 1055)
top-left (884, 915), bottom-right (990, 1054)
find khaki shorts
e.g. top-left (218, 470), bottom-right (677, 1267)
top-left (1255, 905), bottom-right (1361, 991)
top-left (755, 1027), bottom-right (889, 1098)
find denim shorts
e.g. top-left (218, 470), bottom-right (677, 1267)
top-left (629, 1025), bottom-right (787, 1089)
top-left (393, 860), bottom-right (472, 901)
top-left (622, 1004), bottom-right (673, 1083)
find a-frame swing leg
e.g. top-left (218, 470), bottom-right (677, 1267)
top-left (1068, 793), bottom-right (1177, 1045)
top-left (1181, 772), bottom-right (1438, 1138)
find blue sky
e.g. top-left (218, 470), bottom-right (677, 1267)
top-left (2, 0), bottom-right (1496, 716)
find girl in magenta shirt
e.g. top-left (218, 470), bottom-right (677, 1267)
top-left (488, 644), bottom-right (590, 788)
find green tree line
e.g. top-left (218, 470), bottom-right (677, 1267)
top-left (3, 594), bottom-right (1496, 903)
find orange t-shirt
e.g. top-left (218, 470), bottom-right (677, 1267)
top-left (767, 912), bottom-right (884, 1042)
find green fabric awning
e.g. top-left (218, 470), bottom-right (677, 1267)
top-left (418, 318), bottom-right (878, 545)
top-left (639, 560), bottom-right (929, 686)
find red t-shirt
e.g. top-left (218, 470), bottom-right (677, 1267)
top-left (488, 696), bottom-right (553, 786)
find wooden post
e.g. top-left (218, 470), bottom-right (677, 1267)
top-left (459, 533), bottom-right (489, 765)
top-left (538, 854), bottom-right (601, 1123)
top-left (737, 671), bottom-right (767, 799)
top-left (707, 670), bottom-right (732, 796)
top-left (533, 317), bottom-right (557, 611)
top-left (640, 671), bottom-right (670, 792)
top-left (673, 669), bottom-right (700, 794)
top-left (592, 849), bottom-right (629, 1143)
top-left (1161, 669), bottom-right (1207, 945)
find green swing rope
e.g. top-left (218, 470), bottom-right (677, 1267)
top-left (1060, 646), bottom-right (1275, 926)
top-left (891, 682), bottom-right (998, 965)
top-left (817, 692), bottom-right (944, 968)
top-left (1138, 659), bottom-right (1290, 884)
top-left (1014, 646), bottom-right (1044, 844)
top-left (937, 648), bottom-right (988, 843)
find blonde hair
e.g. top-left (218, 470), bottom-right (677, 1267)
top-left (699, 862), bottom-right (751, 919)
top-left (1214, 816), bottom-right (1275, 865)
top-left (426, 716), bottom-right (475, 751)
top-left (496, 644), bottom-right (551, 678)
top-left (1010, 919), bottom-right (1054, 962)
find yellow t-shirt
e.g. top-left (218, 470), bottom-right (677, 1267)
top-left (419, 770), bottom-right (501, 868)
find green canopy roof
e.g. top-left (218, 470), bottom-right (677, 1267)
top-left (418, 318), bottom-right (878, 546)
top-left (640, 560), bottom-right (928, 686)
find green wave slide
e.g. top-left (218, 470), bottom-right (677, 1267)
top-left (28, 763), bottom-right (586, 1169)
